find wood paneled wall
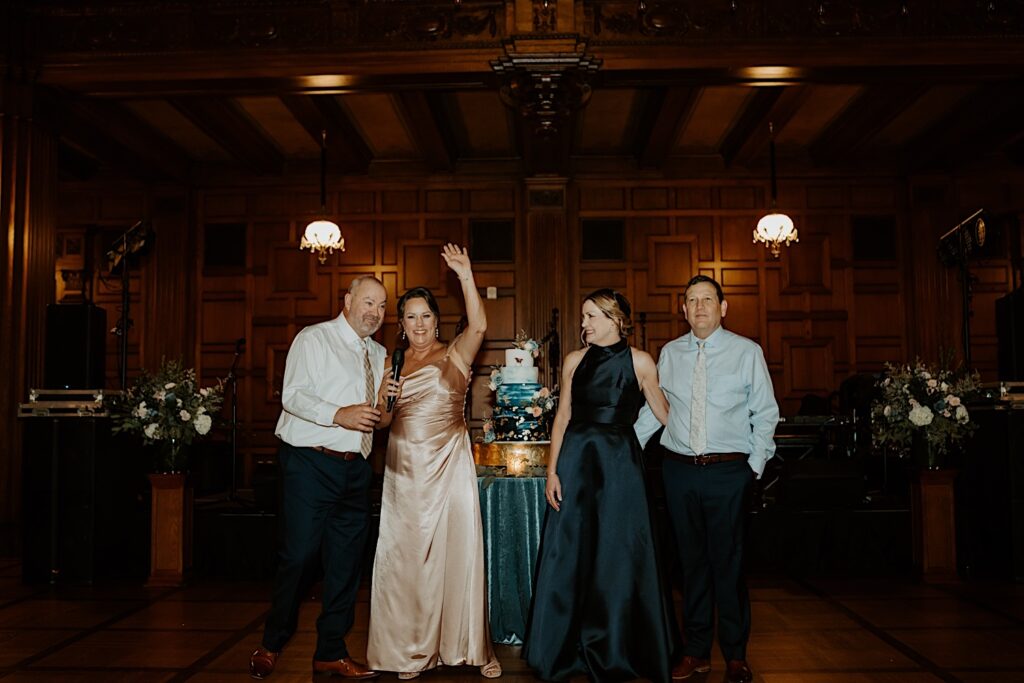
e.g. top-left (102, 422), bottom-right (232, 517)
top-left (51, 173), bottom-right (1024, 488)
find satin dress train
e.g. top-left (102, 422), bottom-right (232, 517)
top-left (524, 339), bottom-right (677, 683)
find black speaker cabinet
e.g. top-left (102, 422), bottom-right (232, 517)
top-left (960, 406), bottom-right (1024, 580)
top-left (22, 417), bottom-right (148, 584)
top-left (996, 288), bottom-right (1024, 381)
top-left (44, 303), bottom-right (106, 389)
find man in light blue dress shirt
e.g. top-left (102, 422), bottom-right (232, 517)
top-left (636, 275), bottom-right (779, 683)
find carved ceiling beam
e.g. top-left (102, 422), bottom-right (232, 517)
top-left (719, 87), bottom-right (783, 169)
top-left (280, 95), bottom-right (373, 173)
top-left (729, 85), bottom-right (812, 168)
top-left (64, 98), bottom-right (193, 183)
top-left (636, 85), bottom-right (697, 169)
top-left (809, 83), bottom-right (928, 167)
top-left (900, 82), bottom-right (1024, 172)
top-left (395, 91), bottom-right (457, 172)
top-left (170, 97), bottom-right (284, 175)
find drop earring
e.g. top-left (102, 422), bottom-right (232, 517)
top-left (401, 329), bottom-right (406, 340)
top-left (435, 327), bottom-right (440, 339)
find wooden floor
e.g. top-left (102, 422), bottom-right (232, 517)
top-left (0, 559), bottom-right (1022, 683)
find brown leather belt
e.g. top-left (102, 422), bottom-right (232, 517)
top-left (664, 451), bottom-right (747, 466)
top-left (312, 446), bottom-right (361, 461)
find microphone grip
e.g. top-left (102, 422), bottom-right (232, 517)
top-left (386, 349), bottom-right (404, 412)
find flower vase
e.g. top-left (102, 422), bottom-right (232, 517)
top-left (156, 437), bottom-right (188, 473)
top-left (146, 471), bottom-right (193, 587)
top-left (912, 431), bottom-right (941, 470)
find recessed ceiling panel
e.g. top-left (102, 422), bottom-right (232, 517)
top-left (578, 89), bottom-right (637, 153)
top-left (675, 86), bottom-right (751, 153)
top-left (452, 91), bottom-right (514, 157)
top-left (123, 100), bottom-right (231, 161)
top-left (338, 94), bottom-right (416, 159)
top-left (868, 85), bottom-right (976, 148)
top-left (236, 96), bottom-right (320, 158)
top-left (775, 85), bottom-right (861, 148)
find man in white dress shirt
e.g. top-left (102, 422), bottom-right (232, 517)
top-left (250, 276), bottom-right (387, 680)
top-left (636, 275), bottom-right (779, 683)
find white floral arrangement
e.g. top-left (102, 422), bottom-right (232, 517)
top-left (870, 360), bottom-right (980, 461)
top-left (112, 360), bottom-right (224, 470)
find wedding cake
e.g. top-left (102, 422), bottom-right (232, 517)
top-left (492, 347), bottom-right (548, 442)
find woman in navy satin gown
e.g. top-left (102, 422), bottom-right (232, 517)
top-left (524, 289), bottom-right (678, 682)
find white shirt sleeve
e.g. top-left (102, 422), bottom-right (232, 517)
top-left (279, 331), bottom-right (342, 428)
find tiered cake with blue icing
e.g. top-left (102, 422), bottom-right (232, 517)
top-left (493, 348), bottom-right (549, 441)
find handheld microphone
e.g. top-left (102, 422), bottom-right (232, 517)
top-left (386, 348), bottom-right (404, 412)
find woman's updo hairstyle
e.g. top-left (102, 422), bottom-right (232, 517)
top-left (583, 288), bottom-right (634, 338)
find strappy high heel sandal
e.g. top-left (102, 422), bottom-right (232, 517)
top-left (480, 658), bottom-right (502, 678)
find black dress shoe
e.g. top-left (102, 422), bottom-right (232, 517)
top-left (726, 660), bottom-right (753, 683)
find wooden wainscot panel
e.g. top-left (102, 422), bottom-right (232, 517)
top-left (580, 269), bottom-right (627, 289)
top-left (469, 190), bottom-right (514, 212)
top-left (850, 185), bottom-right (895, 208)
top-left (784, 337), bottom-right (836, 396)
top-left (721, 268), bottom-right (758, 289)
top-left (473, 269), bottom-right (515, 289)
top-left (250, 222), bottom-right (292, 269)
top-left (972, 265), bottom-right (1010, 288)
top-left (470, 374), bottom-right (495, 421)
top-left (425, 218), bottom-right (464, 244)
top-left (719, 186), bottom-right (761, 210)
top-left (632, 270), bottom-right (672, 315)
top-left (269, 243), bottom-right (317, 297)
top-left (971, 291), bottom-right (1003, 336)
top-left (854, 293), bottom-right (905, 338)
top-left (956, 183), bottom-right (1005, 208)
top-left (250, 192), bottom-right (289, 216)
top-left (295, 192), bottom-right (322, 215)
top-left (340, 190), bottom-right (375, 214)
top-left (579, 187), bottom-right (624, 211)
top-left (202, 299), bottom-right (247, 345)
top-left (100, 195), bottom-right (146, 219)
top-left (333, 271), bottom-right (378, 311)
top-left (676, 187), bottom-right (712, 210)
top-left (58, 193), bottom-right (99, 222)
top-left (852, 267), bottom-right (902, 292)
top-left (295, 273), bottom-right (334, 319)
top-left (381, 220), bottom-right (420, 265)
top-left (382, 190), bottom-right (418, 213)
top-left (854, 337), bottom-right (903, 371)
top-left (720, 215), bottom-right (760, 262)
top-left (677, 216), bottom-right (715, 262)
top-left (205, 193), bottom-right (247, 217)
top-left (400, 241), bottom-right (444, 293)
top-left (265, 343), bottom-right (290, 404)
top-left (426, 190), bottom-right (462, 212)
top-left (380, 271), bottom-right (399, 303)
top-left (720, 293), bottom-right (760, 342)
top-left (332, 220), bottom-right (375, 266)
top-left (649, 236), bottom-right (697, 291)
top-left (631, 188), bottom-right (669, 210)
top-left (627, 217), bottom-right (671, 264)
top-left (806, 185), bottom-right (845, 209)
top-left (782, 233), bottom-right (831, 294)
top-left (483, 297), bottom-right (516, 340)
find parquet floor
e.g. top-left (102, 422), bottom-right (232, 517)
top-left (0, 559), bottom-right (1022, 682)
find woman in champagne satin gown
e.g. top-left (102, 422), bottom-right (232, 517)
top-left (524, 289), bottom-right (678, 682)
top-left (367, 244), bottom-right (500, 679)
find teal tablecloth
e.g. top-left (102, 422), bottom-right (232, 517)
top-left (478, 476), bottom-right (546, 645)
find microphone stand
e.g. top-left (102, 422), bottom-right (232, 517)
top-left (107, 220), bottom-right (145, 391)
top-left (226, 338), bottom-right (251, 506)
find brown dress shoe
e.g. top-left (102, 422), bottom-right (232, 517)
top-left (249, 647), bottom-right (279, 680)
top-left (671, 655), bottom-right (711, 680)
top-left (312, 657), bottom-right (381, 679)
top-left (726, 660), bottom-right (753, 683)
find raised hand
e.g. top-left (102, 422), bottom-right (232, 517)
top-left (441, 243), bottom-right (473, 281)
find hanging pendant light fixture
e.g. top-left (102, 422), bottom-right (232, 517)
top-left (300, 129), bottom-right (345, 264)
top-left (753, 122), bottom-right (798, 259)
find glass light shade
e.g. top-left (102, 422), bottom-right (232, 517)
top-left (300, 219), bottom-right (345, 264)
top-left (753, 212), bottom-right (798, 258)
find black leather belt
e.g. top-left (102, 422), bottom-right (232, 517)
top-left (664, 451), bottom-right (747, 466)
top-left (312, 446), bottom-right (361, 461)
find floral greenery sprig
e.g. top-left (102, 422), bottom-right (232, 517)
top-left (513, 330), bottom-right (541, 358)
top-left (112, 359), bottom-right (224, 450)
top-left (870, 359), bottom-right (980, 458)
